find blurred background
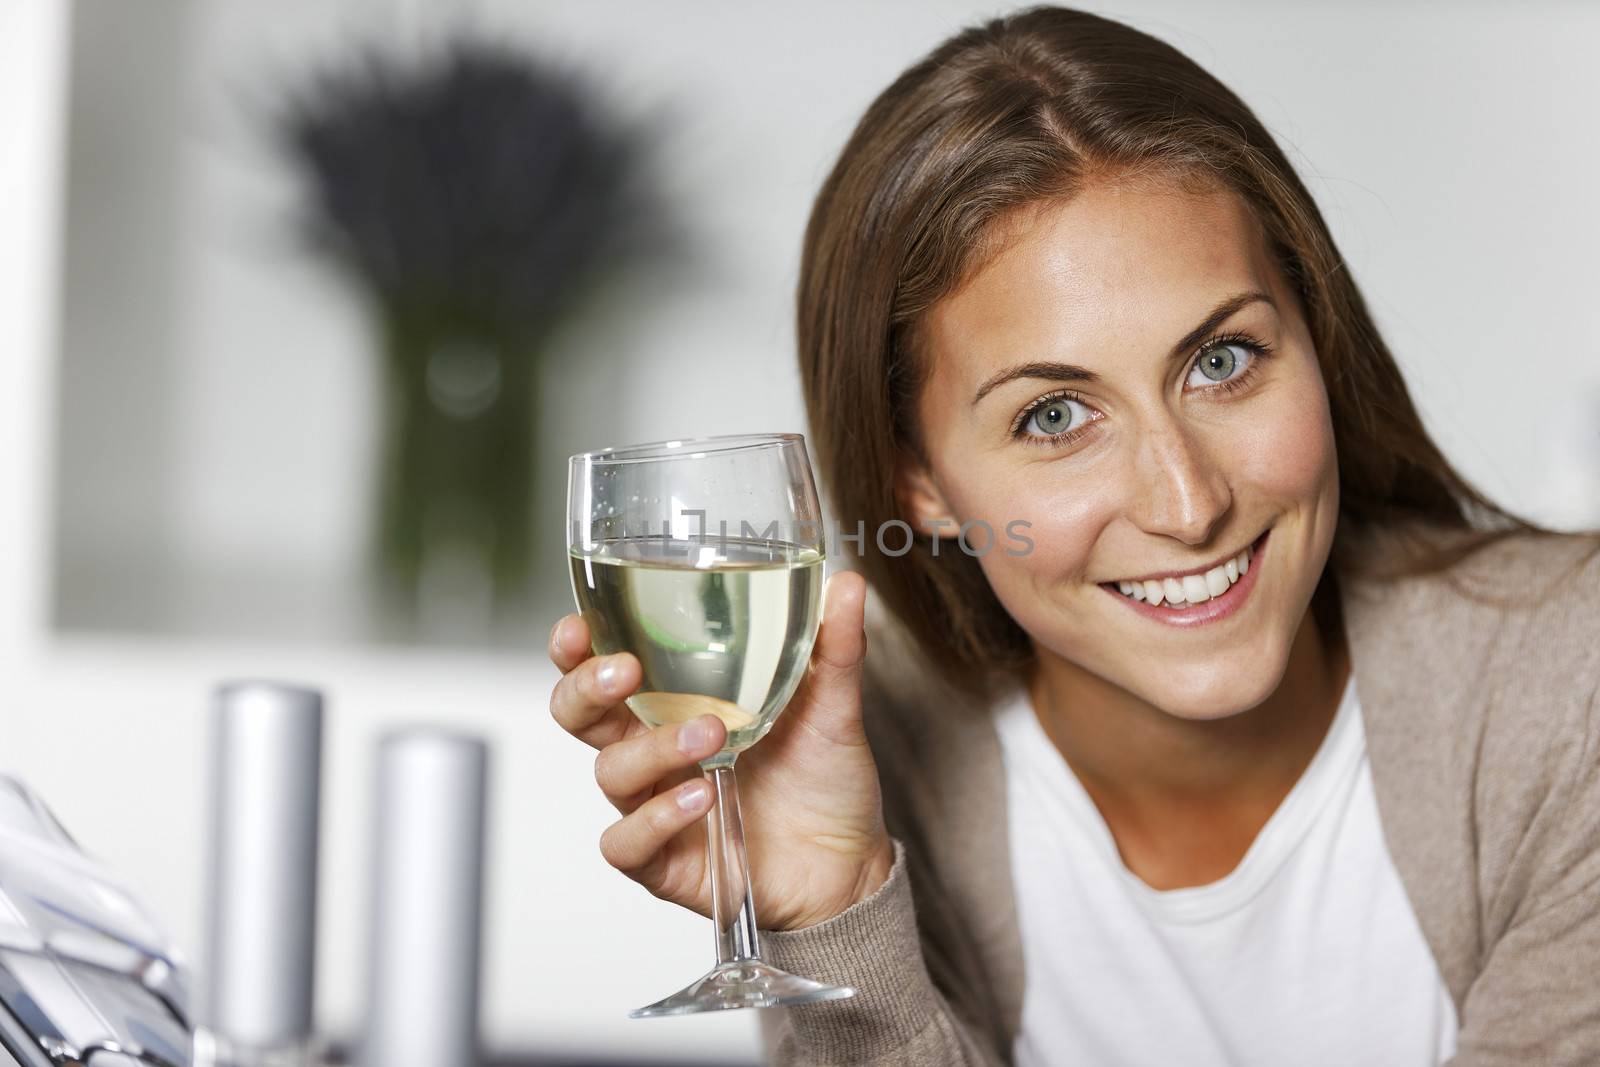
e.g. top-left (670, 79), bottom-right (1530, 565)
top-left (2, 0), bottom-right (1597, 1063)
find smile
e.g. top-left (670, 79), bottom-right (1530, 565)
top-left (1098, 528), bottom-right (1270, 627)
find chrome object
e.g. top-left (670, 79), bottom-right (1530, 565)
top-left (199, 682), bottom-right (322, 1065)
top-left (358, 728), bottom-right (488, 1067)
top-left (0, 776), bottom-right (193, 1065)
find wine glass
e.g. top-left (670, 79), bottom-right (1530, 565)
top-left (566, 432), bottom-right (857, 1017)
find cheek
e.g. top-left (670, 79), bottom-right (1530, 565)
top-left (945, 473), bottom-right (1120, 617)
top-left (1236, 370), bottom-right (1338, 501)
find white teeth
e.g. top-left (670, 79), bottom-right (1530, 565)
top-left (1204, 566), bottom-right (1230, 598)
top-left (1112, 541), bottom-right (1257, 608)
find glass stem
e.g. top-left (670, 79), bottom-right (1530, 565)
top-left (703, 761), bottom-right (761, 966)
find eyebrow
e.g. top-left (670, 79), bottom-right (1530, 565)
top-left (969, 289), bottom-right (1276, 407)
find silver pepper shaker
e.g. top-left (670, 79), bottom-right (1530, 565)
top-left (197, 680), bottom-right (323, 1067)
top-left (358, 727), bottom-right (488, 1067)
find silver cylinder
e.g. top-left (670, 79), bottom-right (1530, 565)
top-left (202, 680), bottom-right (323, 1051)
top-left (360, 727), bottom-right (488, 1067)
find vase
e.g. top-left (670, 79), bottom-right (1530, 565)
top-left (372, 305), bottom-right (539, 640)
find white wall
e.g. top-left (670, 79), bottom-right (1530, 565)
top-left (0, 0), bottom-right (66, 657)
top-left (9, 0), bottom-right (1600, 1063)
top-left (53, 0), bottom-right (1600, 642)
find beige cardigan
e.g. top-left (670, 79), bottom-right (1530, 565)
top-left (758, 523), bottom-right (1600, 1065)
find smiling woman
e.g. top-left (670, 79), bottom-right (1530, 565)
top-left (754, 3), bottom-right (1600, 1066)
top-left (542, 3), bottom-right (1600, 1063)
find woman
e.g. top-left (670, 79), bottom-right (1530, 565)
top-left (548, 7), bottom-right (1600, 1064)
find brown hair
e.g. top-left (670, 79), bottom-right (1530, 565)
top-left (796, 5), bottom-right (1599, 699)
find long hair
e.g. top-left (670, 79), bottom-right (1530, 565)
top-left (796, 5), bottom-right (1598, 699)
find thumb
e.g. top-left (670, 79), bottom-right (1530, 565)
top-left (793, 569), bottom-right (870, 745)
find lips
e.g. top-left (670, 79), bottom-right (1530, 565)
top-left (1102, 528), bottom-right (1268, 589)
top-left (1099, 527), bottom-right (1270, 628)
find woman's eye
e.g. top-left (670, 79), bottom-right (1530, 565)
top-left (1020, 395), bottom-right (1093, 439)
top-left (1187, 341), bottom-right (1254, 388)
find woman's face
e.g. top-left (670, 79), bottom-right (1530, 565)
top-left (898, 177), bottom-right (1340, 720)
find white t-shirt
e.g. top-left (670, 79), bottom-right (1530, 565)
top-left (992, 674), bottom-right (1460, 1066)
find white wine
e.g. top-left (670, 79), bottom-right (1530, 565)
top-left (569, 536), bottom-right (825, 765)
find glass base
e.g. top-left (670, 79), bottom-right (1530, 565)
top-left (629, 960), bottom-right (856, 1017)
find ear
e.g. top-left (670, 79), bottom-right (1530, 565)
top-left (893, 452), bottom-right (958, 538)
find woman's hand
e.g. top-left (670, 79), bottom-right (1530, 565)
top-left (548, 570), bottom-right (894, 932)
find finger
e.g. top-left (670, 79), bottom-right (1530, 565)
top-left (550, 651), bottom-right (643, 749)
top-left (548, 614), bottom-right (593, 672)
top-left (594, 714), bottom-right (728, 813)
top-left (789, 570), bottom-right (871, 747)
top-left (599, 777), bottom-right (714, 888)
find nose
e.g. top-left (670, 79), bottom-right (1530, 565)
top-left (1126, 417), bottom-right (1232, 546)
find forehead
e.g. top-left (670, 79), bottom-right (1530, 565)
top-left (923, 179), bottom-right (1277, 379)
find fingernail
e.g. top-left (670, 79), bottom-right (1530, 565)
top-left (678, 716), bottom-right (714, 754)
top-left (596, 658), bottom-right (620, 692)
top-left (676, 780), bottom-right (710, 812)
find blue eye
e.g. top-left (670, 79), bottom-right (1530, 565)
top-left (1186, 338), bottom-right (1263, 390)
top-left (1019, 394), bottom-right (1093, 439)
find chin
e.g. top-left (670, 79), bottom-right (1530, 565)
top-left (1130, 657), bottom-right (1285, 721)
top-left (1151, 692), bottom-right (1260, 722)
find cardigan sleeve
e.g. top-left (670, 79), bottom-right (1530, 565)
top-left (756, 838), bottom-right (1008, 1066)
top-left (1445, 678), bottom-right (1600, 1065)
